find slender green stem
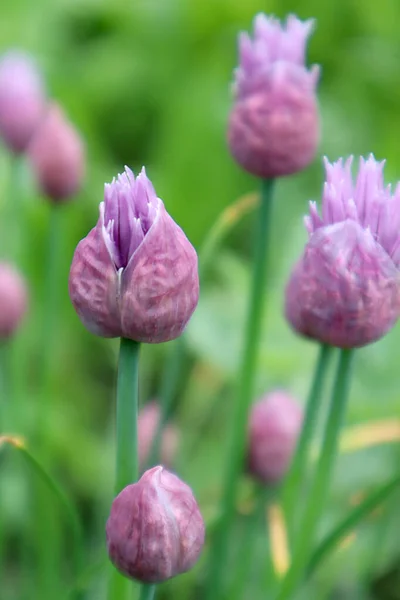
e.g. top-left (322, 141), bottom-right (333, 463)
top-left (139, 584), bottom-right (156, 600)
top-left (205, 178), bottom-right (275, 600)
top-left (276, 348), bottom-right (354, 600)
top-left (109, 338), bottom-right (141, 600)
top-left (283, 344), bottom-right (333, 534)
top-left (306, 474), bottom-right (400, 578)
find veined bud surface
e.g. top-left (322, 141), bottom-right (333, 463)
top-left (228, 14), bottom-right (320, 178)
top-left (106, 466), bottom-right (205, 583)
top-left (247, 390), bottom-right (302, 485)
top-left (138, 402), bottom-right (179, 470)
top-left (0, 50), bottom-right (46, 153)
top-left (285, 155), bottom-right (400, 348)
top-left (69, 167), bottom-right (199, 343)
top-left (28, 103), bottom-right (85, 202)
top-left (0, 263), bottom-right (28, 339)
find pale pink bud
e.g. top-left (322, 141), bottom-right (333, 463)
top-left (69, 167), bottom-right (199, 343)
top-left (106, 466), bottom-right (205, 583)
top-left (247, 390), bottom-right (302, 485)
top-left (0, 263), bottom-right (28, 339)
top-left (228, 14), bottom-right (320, 178)
top-left (0, 51), bottom-right (46, 153)
top-left (285, 155), bottom-right (400, 348)
top-left (138, 402), bottom-right (179, 470)
top-left (28, 103), bottom-right (85, 202)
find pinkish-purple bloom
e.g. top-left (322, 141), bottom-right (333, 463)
top-left (228, 14), bottom-right (320, 178)
top-left (69, 167), bottom-right (199, 343)
top-left (285, 155), bottom-right (400, 348)
top-left (106, 466), bottom-right (205, 583)
top-left (0, 262), bottom-right (28, 339)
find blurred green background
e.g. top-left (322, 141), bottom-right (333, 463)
top-left (1, 0), bottom-right (400, 599)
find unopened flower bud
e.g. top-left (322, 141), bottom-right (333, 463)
top-left (247, 390), bottom-right (302, 485)
top-left (106, 466), bottom-right (205, 583)
top-left (28, 103), bottom-right (85, 202)
top-left (138, 402), bottom-right (179, 470)
top-left (0, 263), bottom-right (28, 339)
top-left (228, 14), bottom-right (320, 178)
top-left (285, 155), bottom-right (400, 348)
top-left (69, 167), bottom-right (199, 343)
top-left (0, 51), bottom-right (46, 153)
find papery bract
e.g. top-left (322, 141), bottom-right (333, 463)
top-left (228, 14), bottom-right (320, 178)
top-left (69, 167), bottom-right (199, 343)
top-left (106, 466), bottom-right (205, 583)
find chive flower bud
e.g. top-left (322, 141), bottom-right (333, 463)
top-left (228, 14), bottom-right (320, 178)
top-left (285, 155), bottom-right (400, 348)
top-left (0, 262), bottom-right (28, 339)
top-left (138, 401), bottom-right (179, 470)
top-left (106, 466), bottom-right (205, 583)
top-left (28, 103), bottom-right (85, 202)
top-left (247, 390), bottom-right (302, 485)
top-left (69, 166), bottom-right (199, 343)
top-left (0, 50), bottom-right (46, 153)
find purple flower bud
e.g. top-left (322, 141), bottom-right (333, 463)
top-left (285, 155), bottom-right (400, 348)
top-left (0, 263), bottom-right (28, 339)
top-left (28, 103), bottom-right (85, 202)
top-left (106, 466), bottom-right (205, 583)
top-left (227, 14), bottom-right (320, 178)
top-left (138, 402), bottom-right (179, 470)
top-left (69, 167), bottom-right (199, 343)
top-left (0, 51), bottom-right (46, 153)
top-left (247, 390), bottom-right (302, 485)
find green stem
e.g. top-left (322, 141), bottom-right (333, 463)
top-left (306, 474), bottom-right (400, 578)
top-left (139, 584), bottom-right (156, 600)
top-left (283, 344), bottom-right (333, 534)
top-left (276, 348), bottom-right (354, 600)
top-left (205, 178), bottom-right (275, 600)
top-left (109, 338), bottom-right (141, 600)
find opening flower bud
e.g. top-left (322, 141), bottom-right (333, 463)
top-left (228, 14), bottom-right (320, 178)
top-left (106, 466), bottom-right (205, 583)
top-left (247, 391), bottom-right (302, 485)
top-left (28, 103), bottom-right (85, 202)
top-left (0, 50), bottom-right (46, 154)
top-left (69, 167), bottom-right (199, 343)
top-left (285, 155), bottom-right (400, 348)
top-left (138, 401), bottom-right (179, 470)
top-left (0, 262), bottom-right (28, 339)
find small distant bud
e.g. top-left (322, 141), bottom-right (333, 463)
top-left (228, 14), bottom-right (320, 178)
top-left (69, 166), bottom-right (199, 343)
top-left (138, 402), bottom-right (179, 470)
top-left (247, 391), bottom-right (302, 485)
top-left (285, 155), bottom-right (400, 348)
top-left (0, 50), bottom-right (46, 153)
top-left (106, 466), bottom-right (205, 583)
top-left (28, 103), bottom-right (85, 202)
top-left (0, 263), bottom-right (28, 339)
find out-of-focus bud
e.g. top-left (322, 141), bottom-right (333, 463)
top-left (106, 466), bottom-right (205, 583)
top-left (28, 103), bottom-right (85, 202)
top-left (0, 50), bottom-right (46, 153)
top-left (227, 14), bottom-right (320, 178)
top-left (0, 263), bottom-right (28, 339)
top-left (138, 402), bottom-right (179, 470)
top-left (247, 390), bottom-right (302, 485)
top-left (69, 167), bottom-right (199, 343)
top-left (285, 155), bottom-right (400, 348)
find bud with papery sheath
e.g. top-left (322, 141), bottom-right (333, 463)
top-left (0, 263), bottom-right (28, 339)
top-left (228, 14), bottom-right (320, 178)
top-left (285, 155), bottom-right (400, 348)
top-left (28, 103), bottom-right (85, 202)
top-left (138, 402), bottom-right (179, 470)
top-left (106, 466), bottom-right (205, 583)
top-left (69, 167), bottom-right (199, 343)
top-left (0, 51), bottom-right (46, 153)
top-left (247, 391), bottom-right (302, 485)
